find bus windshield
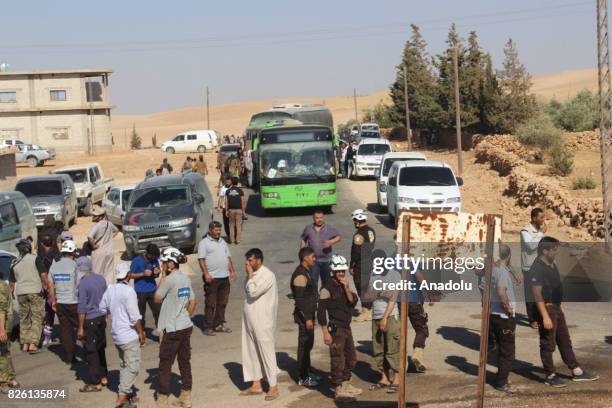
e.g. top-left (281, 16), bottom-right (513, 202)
top-left (260, 141), bottom-right (335, 180)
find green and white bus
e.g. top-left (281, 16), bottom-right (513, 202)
top-left (254, 123), bottom-right (338, 210)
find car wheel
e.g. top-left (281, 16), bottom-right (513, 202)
top-left (167, 147), bottom-right (175, 154)
top-left (197, 145), bottom-right (207, 153)
top-left (26, 156), bottom-right (38, 168)
top-left (38, 160), bottom-right (45, 167)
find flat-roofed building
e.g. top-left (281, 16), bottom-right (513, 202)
top-left (0, 68), bottom-right (113, 153)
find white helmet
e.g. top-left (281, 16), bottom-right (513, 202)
top-left (330, 254), bottom-right (349, 271)
top-left (351, 209), bottom-right (367, 221)
top-left (60, 239), bottom-right (77, 254)
top-left (160, 247), bottom-right (182, 264)
top-left (278, 159), bottom-right (287, 168)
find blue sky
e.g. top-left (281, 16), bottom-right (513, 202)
top-left (0, 0), bottom-right (599, 114)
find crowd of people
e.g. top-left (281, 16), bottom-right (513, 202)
top-left (0, 203), bottom-right (602, 406)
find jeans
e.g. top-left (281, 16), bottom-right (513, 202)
top-left (204, 277), bottom-right (231, 329)
top-left (310, 261), bottom-right (331, 289)
top-left (339, 160), bottom-right (345, 177)
top-left (116, 339), bottom-right (141, 396)
top-left (347, 160), bottom-right (354, 178)
top-left (295, 314), bottom-right (314, 380)
top-left (159, 327), bottom-right (193, 396)
top-left (136, 291), bottom-right (161, 330)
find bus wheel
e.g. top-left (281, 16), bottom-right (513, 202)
top-left (322, 205), bottom-right (333, 214)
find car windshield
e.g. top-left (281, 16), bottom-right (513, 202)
top-left (121, 189), bottom-right (133, 210)
top-left (361, 125), bottom-right (379, 131)
top-left (358, 144), bottom-right (390, 156)
top-left (360, 131), bottom-right (379, 138)
top-left (16, 180), bottom-right (63, 197)
top-left (129, 185), bottom-right (191, 209)
top-left (260, 141), bottom-right (335, 179)
top-left (382, 157), bottom-right (426, 176)
top-left (220, 146), bottom-right (240, 155)
top-left (57, 170), bottom-right (87, 183)
top-left (399, 167), bottom-right (456, 186)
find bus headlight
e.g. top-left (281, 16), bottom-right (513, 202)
top-left (263, 192), bottom-right (279, 199)
top-left (318, 189), bottom-right (336, 196)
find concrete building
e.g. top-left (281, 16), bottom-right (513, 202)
top-left (0, 69), bottom-right (113, 153)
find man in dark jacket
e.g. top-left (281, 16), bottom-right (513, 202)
top-left (291, 247), bottom-right (319, 387)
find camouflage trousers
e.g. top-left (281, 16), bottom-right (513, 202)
top-left (0, 342), bottom-right (15, 383)
top-left (18, 293), bottom-right (45, 345)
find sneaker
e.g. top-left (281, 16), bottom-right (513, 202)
top-left (495, 383), bottom-right (517, 394)
top-left (342, 382), bottom-right (363, 396)
top-left (572, 371), bottom-right (599, 382)
top-left (308, 371), bottom-right (323, 381)
top-left (42, 337), bottom-right (52, 347)
top-left (298, 377), bottom-right (319, 387)
top-left (334, 386), bottom-right (355, 402)
top-left (544, 374), bottom-right (567, 388)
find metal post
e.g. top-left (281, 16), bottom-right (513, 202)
top-left (403, 65), bottom-right (413, 150)
top-left (597, 0), bottom-right (612, 249)
top-left (206, 86), bottom-right (210, 129)
top-left (453, 46), bottom-right (463, 176)
top-left (353, 88), bottom-right (359, 123)
top-left (397, 215), bottom-right (411, 408)
top-left (89, 102), bottom-right (95, 156)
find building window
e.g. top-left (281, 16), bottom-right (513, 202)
top-left (50, 90), bottom-right (67, 101)
top-left (0, 129), bottom-right (20, 138)
top-left (50, 127), bottom-right (69, 140)
top-left (0, 91), bottom-right (17, 103)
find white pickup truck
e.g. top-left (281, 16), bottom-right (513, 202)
top-left (52, 163), bottom-right (114, 215)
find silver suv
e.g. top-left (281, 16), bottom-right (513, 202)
top-left (15, 174), bottom-right (78, 227)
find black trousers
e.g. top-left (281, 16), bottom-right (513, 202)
top-left (222, 211), bottom-right (230, 239)
top-left (490, 315), bottom-right (516, 386)
top-left (137, 291), bottom-right (161, 330)
top-left (522, 270), bottom-right (538, 323)
top-left (295, 314), bottom-right (314, 380)
top-left (538, 304), bottom-right (579, 376)
top-left (83, 316), bottom-right (108, 385)
top-left (159, 326), bottom-right (193, 396)
top-left (204, 278), bottom-right (231, 329)
top-left (408, 303), bottom-right (429, 349)
top-left (330, 327), bottom-right (357, 386)
top-left (56, 303), bottom-right (78, 363)
top-left (353, 268), bottom-right (372, 309)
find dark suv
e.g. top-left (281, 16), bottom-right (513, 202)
top-left (122, 173), bottom-right (213, 258)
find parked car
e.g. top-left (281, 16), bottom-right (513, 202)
top-left (15, 144), bottom-right (53, 167)
top-left (375, 152), bottom-right (427, 209)
top-left (386, 160), bottom-right (463, 227)
top-left (122, 172), bottom-right (213, 258)
top-left (0, 250), bottom-right (20, 329)
top-left (102, 184), bottom-right (136, 227)
top-left (52, 163), bottom-right (114, 215)
top-left (0, 191), bottom-right (37, 254)
top-left (0, 139), bottom-right (25, 148)
top-left (15, 174), bottom-right (78, 227)
top-left (351, 138), bottom-right (391, 178)
top-left (160, 130), bottom-right (219, 154)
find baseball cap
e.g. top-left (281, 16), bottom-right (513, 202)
top-left (115, 262), bottom-right (131, 280)
top-left (76, 256), bottom-right (92, 273)
top-left (60, 231), bottom-right (74, 241)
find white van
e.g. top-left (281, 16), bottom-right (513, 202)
top-left (351, 138), bottom-right (391, 178)
top-left (386, 160), bottom-right (463, 227)
top-left (375, 152), bottom-right (427, 208)
top-left (160, 130), bottom-right (219, 154)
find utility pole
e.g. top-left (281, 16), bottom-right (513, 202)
top-left (206, 86), bottom-right (210, 129)
top-left (453, 45), bottom-right (463, 176)
top-left (353, 88), bottom-right (359, 123)
top-left (403, 64), bottom-right (412, 150)
top-left (597, 0), bottom-right (612, 249)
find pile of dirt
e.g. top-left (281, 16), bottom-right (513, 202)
top-left (474, 140), bottom-right (525, 176)
top-left (564, 130), bottom-right (600, 152)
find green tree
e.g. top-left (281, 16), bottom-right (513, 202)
top-left (556, 90), bottom-right (598, 131)
top-left (479, 53), bottom-right (503, 133)
top-left (488, 39), bottom-right (537, 133)
top-left (361, 102), bottom-right (396, 128)
top-left (389, 24), bottom-right (446, 130)
top-left (130, 123), bottom-right (142, 150)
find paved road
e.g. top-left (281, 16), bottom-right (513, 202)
top-left (2, 175), bottom-right (611, 408)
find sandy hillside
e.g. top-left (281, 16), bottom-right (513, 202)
top-left (112, 68), bottom-right (597, 148)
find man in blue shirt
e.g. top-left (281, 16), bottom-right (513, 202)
top-left (129, 244), bottom-right (161, 335)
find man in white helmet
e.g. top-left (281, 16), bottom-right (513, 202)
top-left (48, 239), bottom-right (80, 365)
top-left (152, 248), bottom-right (197, 408)
top-left (350, 209), bottom-right (376, 322)
top-left (317, 254), bottom-right (362, 401)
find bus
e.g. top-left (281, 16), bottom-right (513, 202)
top-left (255, 123), bottom-right (338, 210)
top-left (245, 104), bottom-right (333, 149)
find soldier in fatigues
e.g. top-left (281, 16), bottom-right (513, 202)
top-left (0, 272), bottom-right (19, 393)
top-left (350, 209), bottom-right (376, 322)
top-left (317, 255), bottom-right (362, 401)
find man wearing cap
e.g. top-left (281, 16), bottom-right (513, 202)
top-left (57, 230), bottom-right (74, 253)
top-left (198, 221), bottom-right (237, 336)
top-left (129, 244), bottom-right (162, 334)
top-left (76, 257), bottom-right (108, 392)
top-left (299, 210), bottom-right (342, 288)
top-left (36, 233), bottom-right (60, 347)
top-left (225, 176), bottom-right (246, 245)
top-left (153, 248), bottom-right (197, 408)
top-left (8, 239), bottom-right (45, 354)
top-left (100, 263), bottom-right (146, 407)
top-left (48, 240), bottom-right (80, 364)
top-left (350, 209), bottom-right (376, 322)
top-left (217, 175), bottom-right (232, 240)
top-left (318, 254), bottom-right (362, 401)
top-left (88, 205), bottom-right (119, 286)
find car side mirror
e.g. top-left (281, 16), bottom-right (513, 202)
top-left (194, 194), bottom-right (204, 204)
top-left (374, 168), bottom-right (380, 177)
top-left (65, 187), bottom-right (72, 195)
top-left (456, 177), bottom-right (463, 186)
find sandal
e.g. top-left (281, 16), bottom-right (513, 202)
top-left (386, 384), bottom-right (400, 394)
top-left (79, 384), bottom-right (102, 393)
top-left (369, 382), bottom-right (389, 391)
top-left (239, 388), bottom-right (264, 396)
top-left (214, 325), bottom-right (232, 333)
top-left (28, 347), bottom-right (42, 355)
top-left (264, 392), bottom-right (279, 401)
